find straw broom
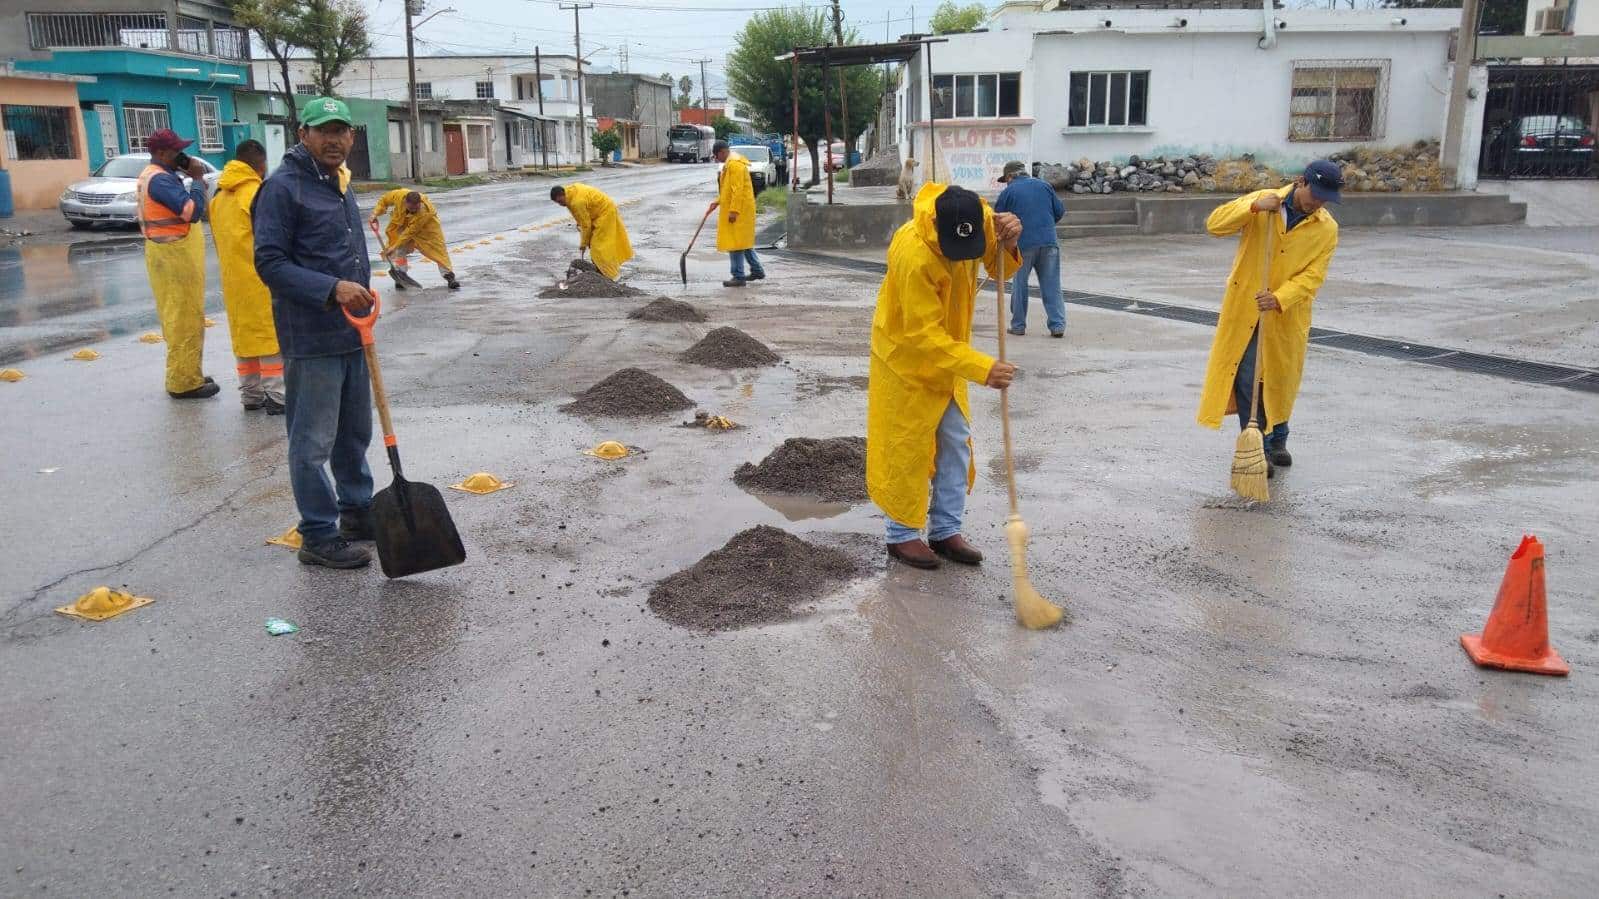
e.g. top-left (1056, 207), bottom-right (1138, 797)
top-left (994, 268), bottom-right (1067, 630)
top-left (1230, 213), bottom-right (1273, 502)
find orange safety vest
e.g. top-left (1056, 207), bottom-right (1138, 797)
top-left (136, 164), bottom-right (195, 243)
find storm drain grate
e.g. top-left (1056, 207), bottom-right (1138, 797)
top-left (767, 249), bottom-right (1599, 394)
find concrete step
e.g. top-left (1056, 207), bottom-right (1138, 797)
top-left (1062, 208), bottom-right (1138, 225)
top-left (1057, 223), bottom-right (1141, 239)
top-left (1055, 193), bottom-right (1139, 211)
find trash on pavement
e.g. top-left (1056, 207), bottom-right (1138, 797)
top-left (265, 618), bottom-right (300, 636)
top-left (55, 586), bottom-right (154, 622)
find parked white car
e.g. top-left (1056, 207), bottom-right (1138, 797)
top-left (59, 153), bottom-right (219, 230)
top-left (727, 145), bottom-right (778, 192)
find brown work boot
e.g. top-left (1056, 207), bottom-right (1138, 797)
top-left (929, 535), bottom-right (983, 566)
top-left (887, 539), bottom-right (940, 570)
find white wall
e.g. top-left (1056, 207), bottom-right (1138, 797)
top-left (898, 10), bottom-right (1462, 190)
top-left (251, 56), bottom-right (588, 109)
top-left (1525, 0), bottom-right (1599, 36)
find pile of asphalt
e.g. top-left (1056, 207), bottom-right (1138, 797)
top-left (629, 297), bottom-right (708, 323)
top-left (560, 367), bottom-right (694, 416)
top-left (733, 437), bottom-right (868, 502)
top-left (647, 526), bottom-right (861, 630)
top-left (680, 327), bottom-right (779, 369)
top-left (539, 270), bottom-right (643, 299)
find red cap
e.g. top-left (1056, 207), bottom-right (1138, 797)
top-left (146, 129), bottom-right (193, 152)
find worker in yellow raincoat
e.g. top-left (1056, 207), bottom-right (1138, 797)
top-left (209, 140), bottom-right (284, 414)
top-left (137, 128), bottom-right (216, 398)
top-left (1198, 160), bottom-right (1342, 474)
top-left (370, 188), bottom-right (459, 290)
top-left (867, 183), bottom-right (1022, 570)
top-left (550, 183), bottom-right (633, 280)
top-left (707, 140), bottom-right (762, 287)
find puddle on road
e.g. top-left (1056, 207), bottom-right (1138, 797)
top-left (746, 490), bottom-right (856, 522)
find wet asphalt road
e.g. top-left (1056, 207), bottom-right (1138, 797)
top-left (3, 167), bottom-right (1598, 896)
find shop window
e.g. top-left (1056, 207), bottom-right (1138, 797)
top-left (931, 72), bottom-right (1022, 119)
top-left (1068, 71), bottom-right (1150, 128)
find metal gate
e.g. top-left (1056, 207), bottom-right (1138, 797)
top-left (1479, 64), bottom-right (1599, 179)
top-left (346, 124), bottom-right (371, 180)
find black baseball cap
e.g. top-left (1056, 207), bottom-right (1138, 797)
top-left (1303, 160), bottom-right (1345, 203)
top-left (934, 186), bottom-right (986, 261)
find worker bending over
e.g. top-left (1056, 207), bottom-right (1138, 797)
top-left (1198, 160), bottom-right (1342, 473)
top-left (137, 128), bottom-right (215, 399)
top-left (550, 183), bottom-right (634, 280)
top-left (210, 139), bottom-right (284, 414)
top-left (370, 188), bottom-right (460, 290)
top-left (867, 183), bottom-right (1022, 570)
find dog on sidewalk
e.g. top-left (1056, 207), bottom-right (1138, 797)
top-left (896, 158), bottom-right (920, 201)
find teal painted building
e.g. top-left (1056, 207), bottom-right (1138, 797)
top-left (17, 49), bottom-right (250, 169)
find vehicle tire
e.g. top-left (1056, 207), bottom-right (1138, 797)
top-left (69, 220), bottom-right (92, 230)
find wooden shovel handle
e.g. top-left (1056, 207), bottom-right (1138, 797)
top-left (996, 265), bottom-right (1020, 516)
top-left (685, 206), bottom-right (713, 254)
top-left (342, 293), bottom-right (397, 448)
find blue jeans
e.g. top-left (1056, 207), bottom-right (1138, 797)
top-left (1233, 326), bottom-right (1290, 449)
top-left (730, 249), bottom-right (764, 279)
top-left (1009, 244), bottom-right (1065, 334)
top-left (885, 401), bottom-right (970, 544)
top-left (284, 350), bottom-right (375, 544)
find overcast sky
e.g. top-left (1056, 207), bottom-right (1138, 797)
top-left (358, 0), bottom-right (927, 96)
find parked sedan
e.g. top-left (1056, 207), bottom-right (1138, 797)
top-left (1489, 114), bottom-right (1596, 176)
top-left (60, 153), bottom-right (220, 229)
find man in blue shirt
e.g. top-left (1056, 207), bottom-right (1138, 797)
top-left (994, 161), bottom-right (1066, 338)
top-left (253, 97), bottom-right (378, 570)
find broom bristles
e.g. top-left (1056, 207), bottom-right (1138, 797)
top-left (1005, 516), bottom-right (1067, 629)
top-left (1230, 425), bottom-right (1270, 502)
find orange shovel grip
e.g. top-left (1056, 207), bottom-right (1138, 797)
top-left (340, 290), bottom-right (381, 346)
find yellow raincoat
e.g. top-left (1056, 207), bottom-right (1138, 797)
top-left (563, 183), bottom-right (633, 280)
top-left (1197, 186), bottom-right (1338, 431)
top-left (866, 182), bottom-right (1020, 529)
top-left (209, 160), bottom-right (279, 358)
top-left (715, 153), bottom-right (756, 252)
top-left (373, 188), bottom-right (454, 272)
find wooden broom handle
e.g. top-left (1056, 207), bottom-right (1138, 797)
top-left (1248, 210), bottom-right (1274, 430)
top-left (996, 266), bottom-right (1020, 516)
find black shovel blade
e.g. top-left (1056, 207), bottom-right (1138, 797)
top-left (372, 476), bottom-right (467, 578)
top-left (390, 267), bottom-right (424, 289)
top-left (679, 252), bottom-right (688, 286)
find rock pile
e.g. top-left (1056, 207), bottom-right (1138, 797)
top-left (628, 297), bottom-right (708, 323)
top-left (560, 367), bottom-right (694, 416)
top-left (648, 526), bottom-right (861, 631)
top-left (680, 327), bottom-right (779, 369)
top-left (1036, 155), bottom-right (1222, 195)
top-left (734, 437), bottom-right (867, 502)
top-left (1035, 141), bottom-right (1445, 194)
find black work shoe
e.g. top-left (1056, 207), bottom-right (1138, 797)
top-left (262, 397), bottom-right (286, 416)
top-left (1267, 445), bottom-right (1292, 468)
top-left (929, 535), bottom-right (984, 566)
top-left (298, 537), bottom-right (372, 569)
top-left (1050, 331), bottom-right (1065, 339)
top-left (723, 278), bottom-right (747, 288)
top-left (169, 381), bottom-right (221, 399)
top-left (746, 271), bottom-right (766, 281)
top-left (339, 508), bottom-right (376, 542)
top-left (1007, 327), bottom-right (1025, 336)
top-left (243, 400), bottom-right (264, 411)
top-left (203, 376), bottom-right (216, 384)
top-left (445, 273), bottom-right (461, 290)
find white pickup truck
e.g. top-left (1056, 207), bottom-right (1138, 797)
top-left (728, 145), bottom-right (779, 192)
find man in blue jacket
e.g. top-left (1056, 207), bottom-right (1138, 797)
top-left (994, 161), bottom-right (1066, 338)
top-left (253, 97), bottom-right (377, 570)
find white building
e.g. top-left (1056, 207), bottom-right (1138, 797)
top-left (895, 3), bottom-right (1474, 191)
top-left (1526, 0), bottom-right (1599, 38)
top-left (251, 54), bottom-right (598, 166)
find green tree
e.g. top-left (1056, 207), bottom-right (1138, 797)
top-left (591, 127), bottom-right (622, 161)
top-left (231, 0), bottom-right (302, 125)
top-left (928, 1), bottom-right (988, 35)
top-left (710, 114), bottom-right (740, 140)
top-left (231, 0), bottom-right (372, 124)
top-left (726, 8), bottom-right (880, 185)
top-left (676, 75), bottom-right (695, 109)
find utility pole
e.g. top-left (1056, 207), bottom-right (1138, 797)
top-left (1440, 0), bottom-right (1484, 188)
top-left (405, 0), bottom-right (422, 181)
top-left (535, 45), bottom-right (549, 169)
top-left (618, 42), bottom-right (628, 74)
top-left (561, 2), bottom-right (594, 165)
top-left (830, 0), bottom-right (844, 45)
top-left (695, 58), bottom-right (711, 114)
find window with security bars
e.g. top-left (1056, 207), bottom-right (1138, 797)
top-left (467, 124), bottom-right (486, 157)
top-left (414, 82), bottom-right (433, 100)
top-left (475, 81), bottom-right (495, 99)
top-left (1, 105), bottom-right (79, 160)
top-left (1068, 71), bottom-right (1149, 128)
top-left (930, 73), bottom-right (1022, 119)
top-left (123, 104), bottom-right (170, 153)
top-left (1289, 61), bottom-right (1388, 141)
top-left (194, 96), bottom-right (223, 152)
top-left (295, 84), bottom-right (317, 96)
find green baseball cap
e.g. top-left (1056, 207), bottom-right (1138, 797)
top-left (300, 96), bottom-right (352, 127)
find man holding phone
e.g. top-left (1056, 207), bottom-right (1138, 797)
top-left (253, 97), bottom-right (378, 570)
top-left (137, 129), bottom-right (215, 399)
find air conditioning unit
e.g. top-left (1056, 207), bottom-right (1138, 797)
top-left (1534, 7), bottom-right (1565, 33)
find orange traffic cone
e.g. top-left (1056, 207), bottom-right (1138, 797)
top-left (1460, 535), bottom-right (1569, 676)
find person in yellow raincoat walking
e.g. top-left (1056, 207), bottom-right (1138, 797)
top-left (550, 183), bottom-right (633, 280)
top-left (868, 183), bottom-right (1022, 570)
top-left (137, 128), bottom-right (216, 398)
top-left (1198, 160), bottom-right (1342, 474)
top-left (209, 140), bottom-right (285, 414)
top-left (707, 140), bottom-right (763, 287)
top-left (370, 188), bottom-right (460, 290)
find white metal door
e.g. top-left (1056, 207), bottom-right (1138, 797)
top-left (94, 104), bottom-right (118, 160)
top-left (263, 124), bottom-right (286, 173)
